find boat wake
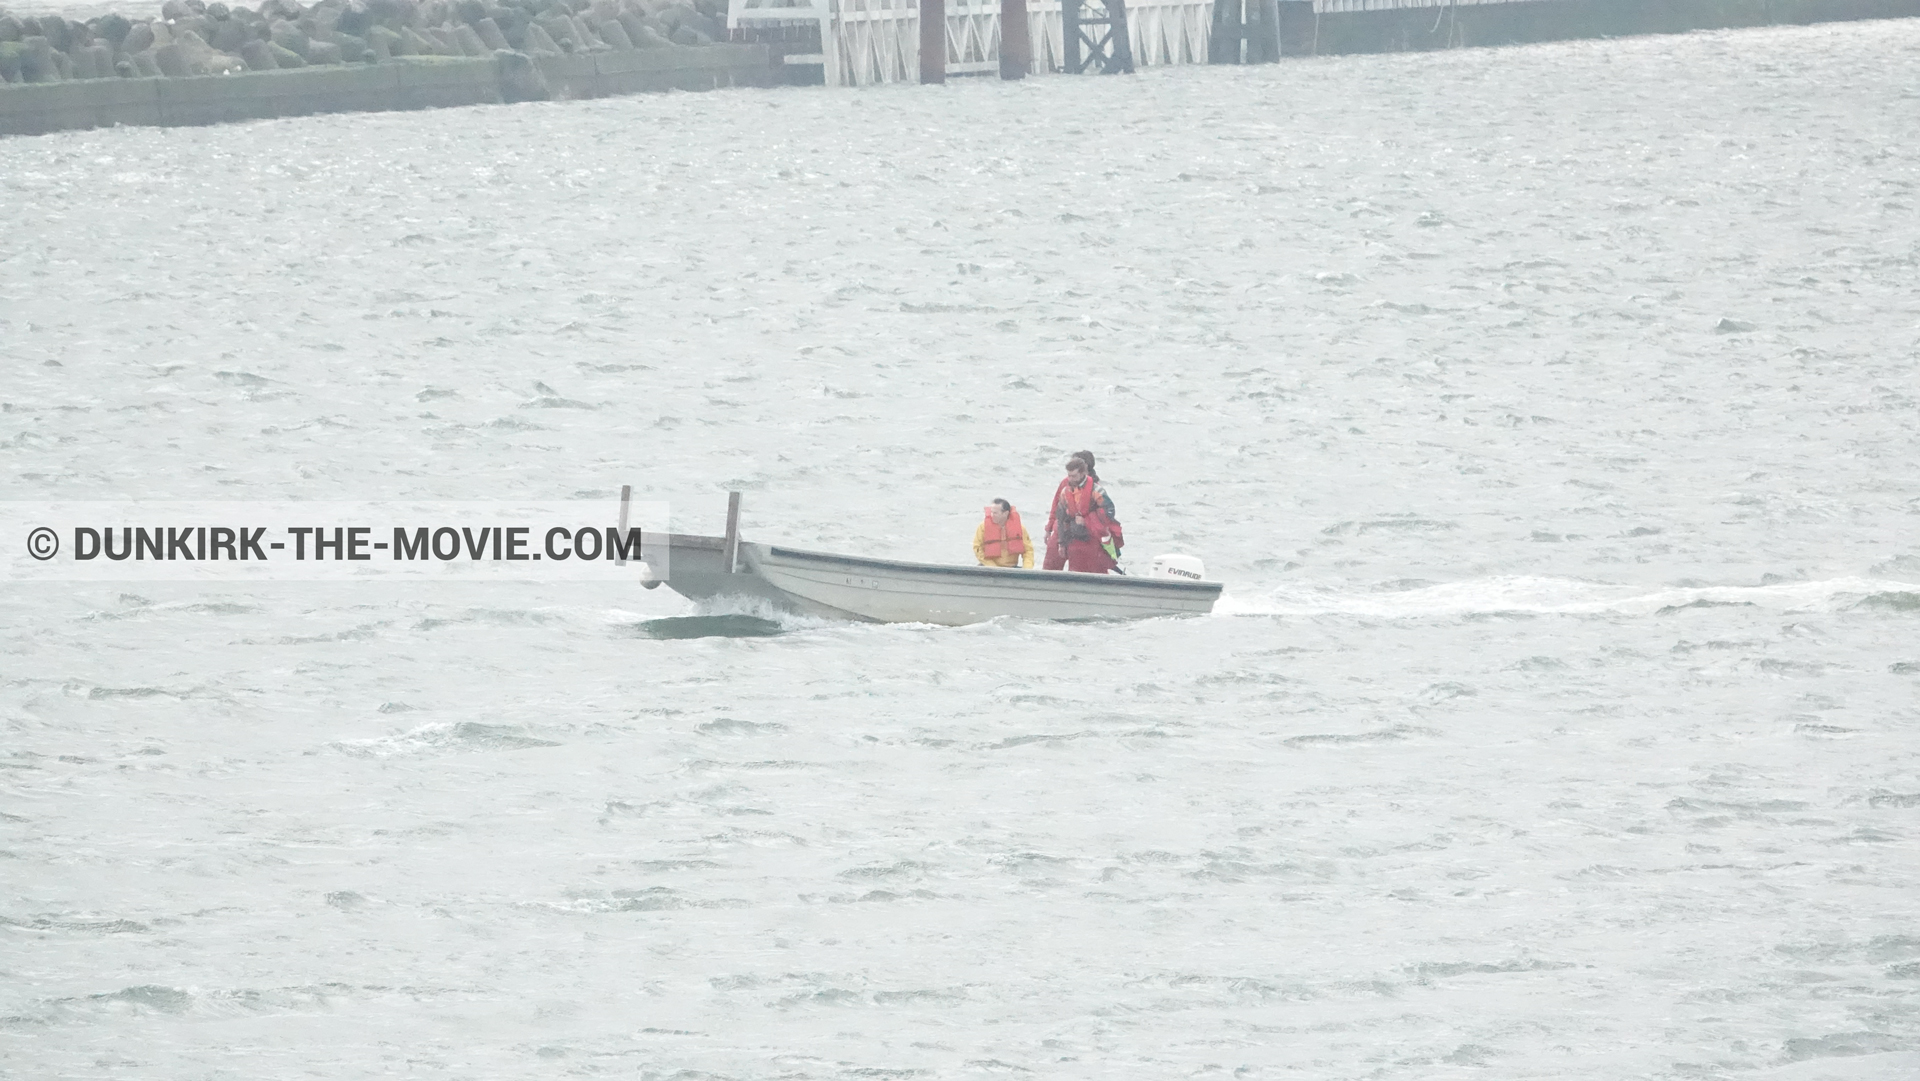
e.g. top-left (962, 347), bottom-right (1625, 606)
top-left (626, 614), bottom-right (787, 640)
top-left (608, 594), bottom-right (841, 639)
top-left (1215, 576), bottom-right (1920, 621)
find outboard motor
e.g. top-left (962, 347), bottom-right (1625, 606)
top-left (1149, 553), bottom-right (1206, 581)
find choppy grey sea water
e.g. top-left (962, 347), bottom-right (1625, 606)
top-left (5, 19), bottom-right (1920, 1080)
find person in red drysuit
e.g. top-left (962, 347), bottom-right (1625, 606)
top-left (1043, 452), bottom-right (1123, 574)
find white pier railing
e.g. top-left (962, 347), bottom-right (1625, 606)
top-left (728, 0), bottom-right (1213, 86)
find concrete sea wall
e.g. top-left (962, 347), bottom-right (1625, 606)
top-left (1272, 0), bottom-right (1920, 56)
top-left (0, 46), bottom-right (772, 135)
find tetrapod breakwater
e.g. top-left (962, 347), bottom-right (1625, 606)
top-left (0, 0), bottom-right (776, 136)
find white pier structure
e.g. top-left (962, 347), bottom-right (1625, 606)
top-left (1310, 0), bottom-right (1537, 10)
top-left (728, 0), bottom-right (1212, 85)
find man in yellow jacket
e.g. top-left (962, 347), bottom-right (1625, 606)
top-left (973, 499), bottom-right (1035, 568)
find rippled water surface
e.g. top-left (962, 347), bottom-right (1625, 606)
top-left (5, 20), bottom-right (1920, 1080)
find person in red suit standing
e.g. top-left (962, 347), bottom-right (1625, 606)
top-left (1043, 451), bottom-right (1123, 573)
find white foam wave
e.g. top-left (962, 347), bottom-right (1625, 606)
top-left (330, 721), bottom-right (561, 757)
top-left (1215, 576), bottom-right (1920, 620)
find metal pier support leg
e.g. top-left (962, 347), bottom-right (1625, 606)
top-left (1000, 0), bottom-right (1031, 79)
top-left (1063, 0), bottom-right (1082, 72)
top-left (1245, 0), bottom-right (1279, 62)
top-left (1063, 0), bottom-right (1132, 75)
top-left (1106, 0), bottom-right (1133, 73)
top-left (723, 491), bottom-right (742, 573)
top-left (1209, 0), bottom-right (1241, 62)
top-left (616, 484), bottom-right (632, 566)
top-left (920, 0), bottom-right (946, 83)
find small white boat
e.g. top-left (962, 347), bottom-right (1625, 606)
top-left (648, 495), bottom-right (1221, 626)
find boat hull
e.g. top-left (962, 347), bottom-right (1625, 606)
top-left (656, 533), bottom-right (1221, 626)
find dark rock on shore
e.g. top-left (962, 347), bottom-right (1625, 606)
top-left (268, 18), bottom-right (306, 54)
top-left (19, 34), bottom-right (57, 81)
top-left (495, 45), bottom-right (546, 99)
top-left (78, 40), bottom-right (111, 75)
top-left (521, 19), bottom-right (559, 53)
top-left (334, 30), bottom-right (370, 60)
top-left (210, 17), bottom-right (252, 53)
top-left (399, 24), bottom-right (438, 52)
top-left (94, 12), bottom-right (132, 47)
top-left (366, 23), bottom-right (398, 56)
top-left (473, 15), bottom-right (508, 49)
top-left (238, 36), bottom-right (274, 67)
top-left (151, 41), bottom-right (188, 75)
top-left (33, 13), bottom-right (71, 50)
top-left (450, 22), bottom-right (483, 54)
